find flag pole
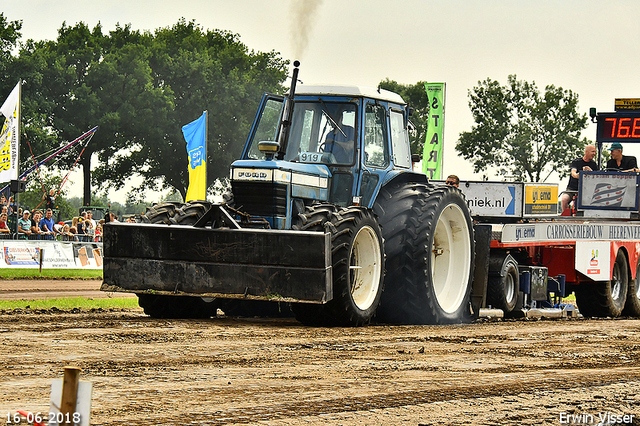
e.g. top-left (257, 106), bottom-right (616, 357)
top-left (15, 80), bottom-right (21, 236)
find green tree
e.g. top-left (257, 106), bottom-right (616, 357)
top-left (18, 19), bottom-right (288, 203)
top-left (456, 75), bottom-right (590, 182)
top-left (0, 13), bottom-right (21, 83)
top-left (111, 19), bottom-right (288, 199)
top-left (378, 79), bottom-right (429, 155)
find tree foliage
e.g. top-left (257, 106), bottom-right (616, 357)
top-left (378, 79), bottom-right (429, 155)
top-left (456, 75), bottom-right (590, 182)
top-left (5, 17), bottom-right (288, 204)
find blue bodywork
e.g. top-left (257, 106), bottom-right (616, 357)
top-left (229, 91), bottom-right (426, 229)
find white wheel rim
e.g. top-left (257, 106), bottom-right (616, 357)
top-left (350, 225), bottom-right (382, 311)
top-left (505, 271), bottom-right (515, 303)
top-left (431, 204), bottom-right (472, 314)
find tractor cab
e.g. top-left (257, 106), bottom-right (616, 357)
top-left (230, 85), bottom-right (414, 229)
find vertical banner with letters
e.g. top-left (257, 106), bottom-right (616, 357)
top-left (182, 111), bottom-right (208, 202)
top-left (422, 82), bottom-right (445, 179)
top-left (0, 81), bottom-right (21, 183)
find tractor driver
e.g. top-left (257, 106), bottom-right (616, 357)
top-left (322, 105), bottom-right (355, 164)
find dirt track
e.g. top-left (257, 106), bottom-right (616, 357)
top-left (1, 281), bottom-right (640, 425)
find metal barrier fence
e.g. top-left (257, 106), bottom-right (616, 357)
top-left (0, 233), bottom-right (102, 242)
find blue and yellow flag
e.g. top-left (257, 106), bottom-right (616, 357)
top-left (182, 111), bottom-right (207, 202)
top-left (422, 83), bottom-right (445, 179)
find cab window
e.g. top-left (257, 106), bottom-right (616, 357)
top-left (390, 110), bottom-right (411, 168)
top-left (364, 103), bottom-right (389, 168)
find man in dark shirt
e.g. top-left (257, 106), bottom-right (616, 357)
top-left (606, 142), bottom-right (639, 172)
top-left (560, 144), bottom-right (598, 211)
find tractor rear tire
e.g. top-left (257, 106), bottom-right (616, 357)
top-left (291, 204), bottom-right (385, 326)
top-left (374, 182), bottom-right (474, 324)
top-left (576, 249), bottom-right (628, 318)
top-left (140, 202), bottom-right (181, 224)
top-left (137, 294), bottom-right (218, 319)
top-left (623, 260), bottom-right (640, 317)
top-left (486, 255), bottom-right (520, 314)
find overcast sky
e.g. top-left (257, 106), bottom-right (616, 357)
top-left (4, 0), bottom-right (640, 203)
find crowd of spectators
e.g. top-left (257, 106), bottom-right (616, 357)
top-left (0, 188), bottom-right (134, 241)
top-left (0, 204), bottom-right (116, 242)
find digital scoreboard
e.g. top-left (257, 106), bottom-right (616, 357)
top-left (597, 112), bottom-right (640, 143)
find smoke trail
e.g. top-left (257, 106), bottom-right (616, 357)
top-left (289, 0), bottom-right (323, 60)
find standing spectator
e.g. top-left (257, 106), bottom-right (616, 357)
top-left (30, 211), bottom-right (43, 239)
top-left (17, 210), bottom-right (32, 240)
top-left (39, 209), bottom-right (57, 240)
top-left (84, 218), bottom-right (95, 239)
top-left (86, 210), bottom-right (97, 229)
top-left (0, 212), bottom-right (10, 237)
top-left (44, 188), bottom-right (56, 210)
top-left (61, 224), bottom-right (77, 241)
top-left (445, 175), bottom-right (460, 188)
top-left (94, 220), bottom-right (103, 242)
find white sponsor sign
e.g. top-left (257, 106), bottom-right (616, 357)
top-left (575, 241), bottom-right (611, 280)
top-left (501, 222), bottom-right (640, 243)
top-left (457, 181), bottom-right (523, 217)
top-left (0, 240), bottom-right (102, 269)
top-left (579, 172), bottom-right (639, 210)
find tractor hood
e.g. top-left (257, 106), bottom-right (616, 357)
top-left (230, 159), bottom-right (331, 202)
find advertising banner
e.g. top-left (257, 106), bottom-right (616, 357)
top-left (524, 183), bottom-right (559, 216)
top-left (456, 181), bottom-right (522, 218)
top-left (0, 81), bottom-right (20, 183)
top-left (0, 240), bottom-right (102, 269)
top-left (422, 83), bottom-right (445, 179)
top-left (578, 171), bottom-right (639, 210)
top-left (575, 241), bottom-right (612, 281)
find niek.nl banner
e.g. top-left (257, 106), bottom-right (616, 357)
top-left (422, 82), bottom-right (445, 179)
top-left (182, 111), bottom-right (207, 202)
top-left (0, 81), bottom-right (20, 183)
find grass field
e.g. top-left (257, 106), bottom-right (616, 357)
top-left (0, 269), bottom-right (102, 280)
top-left (0, 296), bottom-right (139, 310)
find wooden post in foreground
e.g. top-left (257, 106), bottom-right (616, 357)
top-left (60, 366), bottom-right (81, 424)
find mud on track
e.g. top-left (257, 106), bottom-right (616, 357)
top-left (1, 304), bottom-right (640, 426)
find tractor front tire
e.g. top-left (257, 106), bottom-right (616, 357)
top-left (140, 202), bottom-right (181, 224)
top-left (291, 205), bottom-right (385, 326)
top-left (170, 201), bottom-right (212, 225)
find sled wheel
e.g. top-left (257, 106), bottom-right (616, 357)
top-left (487, 255), bottom-right (520, 314)
top-left (140, 202), bottom-right (181, 224)
top-left (623, 258), bottom-right (640, 317)
top-left (291, 205), bottom-right (385, 326)
top-left (374, 182), bottom-right (474, 324)
top-left (576, 249), bottom-right (628, 318)
top-left (137, 294), bottom-right (218, 319)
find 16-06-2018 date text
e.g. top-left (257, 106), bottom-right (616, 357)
top-left (6, 411), bottom-right (81, 425)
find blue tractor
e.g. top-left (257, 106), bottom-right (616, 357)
top-left (102, 62), bottom-right (476, 326)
